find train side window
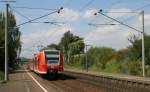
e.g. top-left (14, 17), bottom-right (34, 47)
top-left (34, 57), bottom-right (38, 65)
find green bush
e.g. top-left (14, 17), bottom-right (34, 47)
top-left (104, 61), bottom-right (125, 73)
top-left (146, 67), bottom-right (150, 77)
top-left (68, 54), bottom-right (85, 69)
top-left (87, 47), bottom-right (116, 69)
top-left (127, 60), bottom-right (142, 76)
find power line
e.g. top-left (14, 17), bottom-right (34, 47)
top-left (28, 21), bottom-right (65, 24)
top-left (87, 0), bottom-right (123, 28)
top-left (117, 2), bottom-right (150, 25)
top-left (61, 0), bottom-right (72, 8)
top-left (95, 11), bottom-right (142, 33)
top-left (110, 0), bottom-right (122, 5)
top-left (99, 11), bottom-right (138, 14)
top-left (28, 21), bottom-right (65, 26)
top-left (108, 0), bottom-right (122, 9)
top-left (134, 3), bottom-right (150, 11)
top-left (88, 23), bottom-right (121, 26)
top-left (100, 2), bottom-right (150, 26)
top-left (0, 1), bottom-right (16, 3)
top-left (79, 0), bottom-right (95, 11)
top-left (16, 7), bottom-right (63, 27)
top-left (11, 6), bottom-right (57, 11)
top-left (9, 6), bottom-right (31, 20)
top-left (9, 6), bottom-right (65, 27)
top-left (92, 11), bottom-right (139, 29)
top-left (91, 0), bottom-right (133, 27)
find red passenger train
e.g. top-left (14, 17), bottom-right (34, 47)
top-left (30, 49), bottom-right (64, 76)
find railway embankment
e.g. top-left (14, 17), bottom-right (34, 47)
top-left (64, 69), bottom-right (150, 92)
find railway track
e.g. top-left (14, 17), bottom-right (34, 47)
top-left (30, 71), bottom-right (106, 92)
top-left (64, 69), bottom-right (150, 92)
top-left (25, 63), bottom-right (150, 92)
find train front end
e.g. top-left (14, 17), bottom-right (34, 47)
top-left (44, 50), bottom-right (64, 75)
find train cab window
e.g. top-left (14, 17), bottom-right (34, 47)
top-left (45, 51), bottom-right (59, 65)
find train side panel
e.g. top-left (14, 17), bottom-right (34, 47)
top-left (59, 52), bottom-right (64, 71)
top-left (37, 51), bottom-right (47, 74)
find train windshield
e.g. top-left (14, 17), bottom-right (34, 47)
top-left (45, 50), bottom-right (59, 65)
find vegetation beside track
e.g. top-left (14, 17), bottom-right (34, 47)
top-left (0, 10), bottom-right (21, 81)
top-left (61, 32), bottom-right (150, 77)
top-left (65, 62), bottom-right (150, 77)
top-left (49, 31), bottom-right (150, 77)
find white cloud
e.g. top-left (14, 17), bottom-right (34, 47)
top-left (83, 8), bottom-right (144, 50)
top-left (83, 9), bottom-right (98, 18)
top-left (84, 24), bottom-right (138, 50)
top-left (143, 14), bottom-right (150, 27)
top-left (134, 13), bottom-right (150, 34)
top-left (144, 14), bottom-right (150, 34)
top-left (107, 8), bottom-right (133, 19)
top-left (20, 7), bottom-right (150, 58)
top-left (15, 13), bottom-right (22, 23)
top-left (21, 26), bottom-right (71, 58)
top-left (51, 8), bottom-right (81, 22)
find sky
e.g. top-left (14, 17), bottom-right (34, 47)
top-left (1, 0), bottom-right (150, 58)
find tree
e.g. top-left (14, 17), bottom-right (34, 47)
top-left (115, 49), bottom-right (129, 62)
top-left (69, 40), bottom-right (84, 55)
top-left (0, 11), bottom-right (21, 70)
top-left (87, 47), bottom-right (115, 69)
top-left (68, 40), bottom-right (84, 64)
top-left (47, 43), bottom-right (59, 50)
top-left (128, 34), bottom-right (150, 65)
top-left (0, 13), bottom-right (5, 70)
top-left (58, 31), bottom-right (84, 63)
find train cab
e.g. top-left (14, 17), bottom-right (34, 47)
top-left (31, 49), bottom-right (64, 76)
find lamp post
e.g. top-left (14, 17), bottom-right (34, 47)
top-left (4, 3), bottom-right (9, 81)
top-left (141, 11), bottom-right (145, 77)
top-left (94, 10), bottom-right (145, 77)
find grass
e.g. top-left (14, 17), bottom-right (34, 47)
top-left (65, 61), bottom-right (129, 75)
top-left (103, 62), bottom-right (128, 74)
top-left (65, 61), bottom-right (150, 78)
top-left (64, 63), bottom-right (83, 70)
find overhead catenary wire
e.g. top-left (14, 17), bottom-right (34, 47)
top-left (16, 7), bottom-right (63, 27)
top-left (28, 21), bottom-right (65, 26)
top-left (134, 2), bottom-right (150, 11)
top-left (79, 0), bottom-right (95, 11)
top-left (92, 11), bottom-right (140, 27)
top-left (9, 6), bottom-right (31, 20)
top-left (95, 11), bottom-right (142, 33)
top-left (87, 0), bottom-right (123, 28)
top-left (90, 0), bottom-right (145, 28)
top-left (107, 2), bottom-right (150, 25)
top-left (95, 1), bottom-right (150, 28)
top-left (11, 6), bottom-right (58, 11)
top-left (108, 2), bottom-right (150, 25)
top-left (9, 6), bottom-right (65, 27)
top-left (99, 11), bottom-right (139, 14)
top-left (110, 0), bottom-right (122, 6)
top-left (28, 21), bottom-right (65, 24)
